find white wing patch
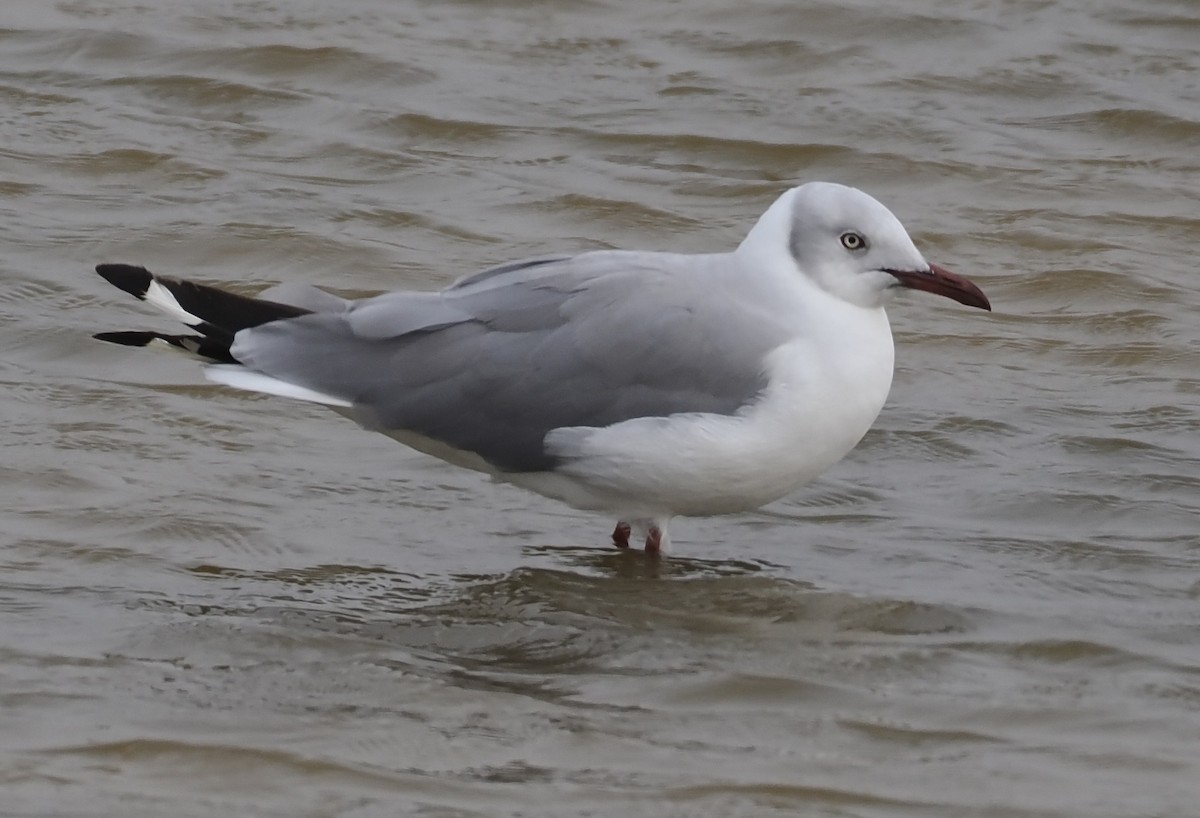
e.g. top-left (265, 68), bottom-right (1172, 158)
top-left (144, 279), bottom-right (205, 326)
top-left (204, 365), bottom-right (353, 408)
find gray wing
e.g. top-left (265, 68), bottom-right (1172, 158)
top-left (230, 251), bottom-right (794, 473)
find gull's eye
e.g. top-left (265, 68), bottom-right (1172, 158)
top-left (840, 231), bottom-right (867, 251)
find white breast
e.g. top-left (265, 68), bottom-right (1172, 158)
top-left (525, 299), bottom-right (896, 519)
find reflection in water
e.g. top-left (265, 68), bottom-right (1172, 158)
top-left (520, 543), bottom-right (782, 579)
top-left (177, 551), bottom-right (976, 683)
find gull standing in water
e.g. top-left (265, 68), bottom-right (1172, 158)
top-left (93, 182), bottom-right (991, 554)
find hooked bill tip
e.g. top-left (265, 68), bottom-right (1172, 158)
top-left (889, 263), bottom-right (991, 311)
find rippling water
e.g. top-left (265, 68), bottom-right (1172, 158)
top-left (3, 1), bottom-right (1199, 815)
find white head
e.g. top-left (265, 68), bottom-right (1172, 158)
top-left (741, 182), bottom-right (990, 312)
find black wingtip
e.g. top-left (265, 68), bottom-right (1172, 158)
top-left (93, 330), bottom-right (237, 363)
top-left (93, 330), bottom-right (158, 347)
top-left (96, 264), bottom-right (153, 300)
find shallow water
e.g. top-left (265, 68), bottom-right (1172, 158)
top-left (2, 0), bottom-right (1199, 815)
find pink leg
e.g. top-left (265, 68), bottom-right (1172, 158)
top-left (644, 525), bottom-right (663, 554)
top-left (612, 520), bottom-right (632, 549)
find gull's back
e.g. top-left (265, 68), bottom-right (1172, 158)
top-left (229, 249), bottom-right (800, 474)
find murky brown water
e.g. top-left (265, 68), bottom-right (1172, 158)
top-left (3, 0), bottom-right (1199, 815)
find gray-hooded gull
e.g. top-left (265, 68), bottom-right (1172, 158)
top-left (93, 182), bottom-right (990, 554)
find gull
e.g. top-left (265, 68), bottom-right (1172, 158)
top-left (93, 182), bottom-right (990, 554)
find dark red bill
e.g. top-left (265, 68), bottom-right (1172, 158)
top-left (886, 262), bottom-right (991, 311)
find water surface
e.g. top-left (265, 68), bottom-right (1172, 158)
top-left (2, 1), bottom-right (1199, 816)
